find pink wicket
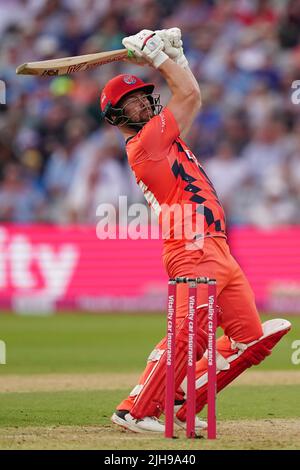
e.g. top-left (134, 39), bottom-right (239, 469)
top-left (186, 280), bottom-right (197, 438)
top-left (207, 280), bottom-right (217, 439)
top-left (165, 280), bottom-right (177, 438)
top-left (165, 277), bottom-right (217, 440)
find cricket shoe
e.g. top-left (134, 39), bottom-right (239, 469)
top-left (174, 415), bottom-right (207, 433)
top-left (111, 410), bottom-right (165, 433)
top-left (174, 404), bottom-right (207, 433)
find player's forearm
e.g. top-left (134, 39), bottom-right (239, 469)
top-left (158, 59), bottom-right (201, 104)
top-left (184, 65), bottom-right (201, 95)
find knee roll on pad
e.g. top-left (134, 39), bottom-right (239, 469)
top-left (196, 303), bottom-right (223, 333)
top-left (176, 318), bottom-right (291, 421)
top-left (130, 314), bottom-right (208, 420)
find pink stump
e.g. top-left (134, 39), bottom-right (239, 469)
top-left (165, 280), bottom-right (177, 438)
top-left (207, 280), bottom-right (217, 439)
top-left (186, 280), bottom-right (197, 438)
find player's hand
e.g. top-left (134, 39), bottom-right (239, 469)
top-left (155, 29), bottom-right (181, 60)
top-left (122, 30), bottom-right (168, 69)
top-left (125, 53), bottom-right (148, 67)
top-left (156, 28), bottom-right (189, 68)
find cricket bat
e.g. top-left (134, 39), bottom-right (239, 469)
top-left (16, 48), bottom-right (134, 76)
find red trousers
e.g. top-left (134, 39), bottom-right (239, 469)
top-left (117, 236), bottom-right (263, 412)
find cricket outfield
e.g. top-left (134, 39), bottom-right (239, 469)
top-left (0, 313), bottom-right (299, 450)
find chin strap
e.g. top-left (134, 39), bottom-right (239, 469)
top-left (102, 93), bottom-right (162, 127)
top-left (126, 121), bottom-right (146, 131)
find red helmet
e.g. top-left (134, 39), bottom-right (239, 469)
top-left (100, 74), bottom-right (155, 126)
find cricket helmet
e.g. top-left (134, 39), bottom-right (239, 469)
top-left (100, 74), bottom-right (160, 127)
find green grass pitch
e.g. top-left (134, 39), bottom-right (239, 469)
top-left (0, 313), bottom-right (299, 450)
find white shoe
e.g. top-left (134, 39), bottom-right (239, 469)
top-left (174, 415), bottom-right (207, 432)
top-left (111, 410), bottom-right (165, 433)
top-left (173, 404), bottom-right (207, 433)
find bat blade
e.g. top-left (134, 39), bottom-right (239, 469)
top-left (16, 49), bottom-right (131, 76)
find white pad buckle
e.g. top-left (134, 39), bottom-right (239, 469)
top-left (147, 348), bottom-right (164, 363)
top-left (130, 384), bottom-right (143, 397)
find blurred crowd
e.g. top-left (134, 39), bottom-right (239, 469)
top-left (1, 0), bottom-right (300, 227)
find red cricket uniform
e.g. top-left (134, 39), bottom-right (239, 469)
top-left (117, 107), bottom-right (263, 413)
top-left (127, 108), bottom-right (226, 261)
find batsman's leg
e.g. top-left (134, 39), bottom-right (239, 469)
top-left (176, 263), bottom-right (291, 421)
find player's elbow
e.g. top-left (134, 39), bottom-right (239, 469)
top-left (194, 88), bottom-right (202, 109)
top-left (185, 87), bottom-right (201, 111)
top-left (185, 84), bottom-right (200, 99)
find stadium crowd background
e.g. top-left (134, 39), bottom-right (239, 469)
top-left (1, 0), bottom-right (300, 228)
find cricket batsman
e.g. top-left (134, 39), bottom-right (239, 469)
top-left (100, 28), bottom-right (291, 433)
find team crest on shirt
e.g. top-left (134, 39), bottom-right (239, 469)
top-left (123, 75), bottom-right (136, 85)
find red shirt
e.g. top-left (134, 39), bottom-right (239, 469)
top-left (126, 107), bottom-right (226, 265)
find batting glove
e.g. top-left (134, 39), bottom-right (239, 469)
top-left (156, 28), bottom-right (189, 69)
top-left (122, 29), bottom-right (169, 69)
